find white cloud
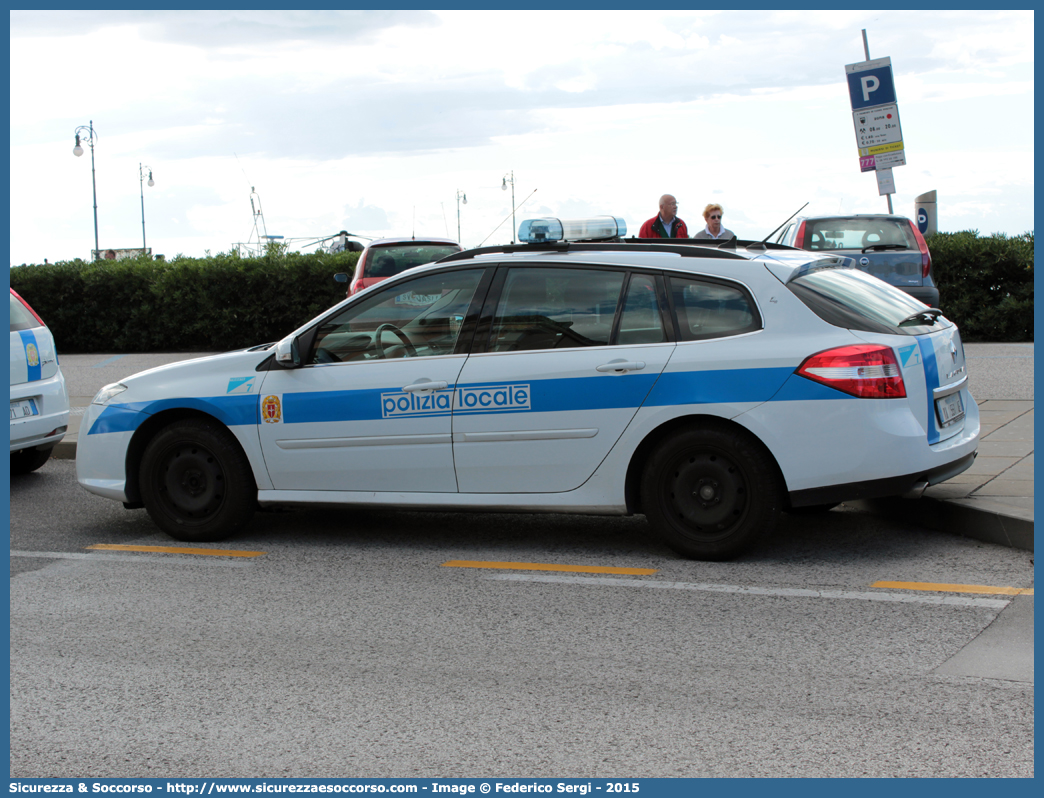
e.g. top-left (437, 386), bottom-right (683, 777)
top-left (9, 9), bottom-right (1034, 265)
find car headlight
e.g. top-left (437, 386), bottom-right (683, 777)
top-left (92, 383), bottom-right (128, 405)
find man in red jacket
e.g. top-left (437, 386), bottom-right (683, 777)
top-left (638, 194), bottom-right (688, 239)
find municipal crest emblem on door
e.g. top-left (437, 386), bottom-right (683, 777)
top-left (261, 395), bottom-right (282, 423)
top-left (25, 343), bottom-right (39, 367)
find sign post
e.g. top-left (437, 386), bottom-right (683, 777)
top-left (845, 33), bottom-right (905, 212)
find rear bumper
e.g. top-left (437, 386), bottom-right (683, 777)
top-left (10, 370), bottom-right (69, 453)
top-left (789, 450), bottom-right (976, 507)
top-left (903, 285), bottom-right (940, 308)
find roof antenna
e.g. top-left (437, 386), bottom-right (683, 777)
top-left (478, 188), bottom-right (538, 247)
top-left (761, 201), bottom-right (808, 243)
top-left (412, 206), bottom-right (416, 240)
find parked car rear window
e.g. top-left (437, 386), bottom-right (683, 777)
top-left (804, 217), bottom-right (916, 251)
top-left (9, 293), bottom-right (40, 332)
top-left (362, 244), bottom-right (462, 278)
top-left (788, 267), bottom-right (951, 335)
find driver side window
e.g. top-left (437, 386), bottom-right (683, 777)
top-left (310, 270), bottom-right (483, 364)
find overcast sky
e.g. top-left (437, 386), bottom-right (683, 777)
top-left (8, 9), bottom-right (1035, 265)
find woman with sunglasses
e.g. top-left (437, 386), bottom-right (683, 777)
top-left (692, 203), bottom-right (735, 240)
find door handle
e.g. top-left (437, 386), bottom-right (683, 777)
top-left (402, 380), bottom-right (449, 393)
top-left (596, 360), bottom-right (646, 373)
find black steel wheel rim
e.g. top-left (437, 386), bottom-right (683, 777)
top-left (157, 443), bottom-right (226, 521)
top-left (663, 449), bottom-right (750, 541)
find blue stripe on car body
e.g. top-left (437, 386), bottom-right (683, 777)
top-left (88, 365), bottom-right (860, 435)
top-left (918, 336), bottom-right (944, 444)
top-left (19, 330), bottom-right (41, 382)
top-left (88, 395), bottom-right (259, 435)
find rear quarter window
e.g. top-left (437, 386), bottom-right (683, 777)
top-left (669, 276), bottom-right (761, 340)
top-left (788, 267), bottom-right (950, 335)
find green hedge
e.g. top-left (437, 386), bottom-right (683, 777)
top-left (9, 249), bottom-right (359, 353)
top-left (927, 231), bottom-right (1033, 342)
top-left (8, 231), bottom-right (1033, 352)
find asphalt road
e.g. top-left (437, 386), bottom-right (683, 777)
top-left (9, 459), bottom-right (1034, 778)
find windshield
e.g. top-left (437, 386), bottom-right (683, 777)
top-left (788, 268), bottom-right (950, 335)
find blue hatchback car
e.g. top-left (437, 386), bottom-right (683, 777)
top-left (772, 214), bottom-right (939, 308)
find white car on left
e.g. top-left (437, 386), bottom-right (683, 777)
top-left (10, 288), bottom-right (69, 474)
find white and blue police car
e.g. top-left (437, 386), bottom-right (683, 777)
top-left (10, 288), bottom-right (70, 474)
top-left (76, 217), bottom-right (978, 559)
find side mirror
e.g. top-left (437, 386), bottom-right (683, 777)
top-left (334, 272), bottom-right (348, 283)
top-left (274, 335), bottom-right (302, 368)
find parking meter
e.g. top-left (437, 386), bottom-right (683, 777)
top-left (914, 190), bottom-right (937, 236)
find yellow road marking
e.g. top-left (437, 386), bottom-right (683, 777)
top-left (872, 580), bottom-right (1033, 596)
top-left (442, 560), bottom-right (657, 576)
top-left (87, 544), bottom-right (265, 558)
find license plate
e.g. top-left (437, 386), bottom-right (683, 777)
top-left (935, 391), bottom-right (965, 427)
top-left (10, 398), bottom-right (38, 421)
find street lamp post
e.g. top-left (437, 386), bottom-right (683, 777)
top-left (455, 189), bottom-right (467, 243)
top-left (139, 164), bottom-right (154, 252)
top-left (72, 121), bottom-right (100, 259)
top-left (502, 171), bottom-right (516, 244)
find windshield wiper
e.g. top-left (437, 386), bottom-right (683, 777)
top-left (899, 308), bottom-right (943, 326)
top-left (861, 244), bottom-right (908, 253)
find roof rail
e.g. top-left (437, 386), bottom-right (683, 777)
top-left (435, 238), bottom-right (776, 264)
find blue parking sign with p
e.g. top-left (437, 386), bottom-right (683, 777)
top-left (846, 63), bottom-right (897, 110)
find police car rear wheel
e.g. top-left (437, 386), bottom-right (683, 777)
top-left (140, 419), bottom-right (255, 542)
top-left (641, 425), bottom-right (782, 560)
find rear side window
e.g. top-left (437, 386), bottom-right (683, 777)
top-left (361, 244), bottom-right (461, 279)
top-left (789, 267), bottom-right (951, 335)
top-left (804, 218), bottom-right (915, 252)
top-left (488, 267), bottom-right (625, 352)
top-left (10, 293), bottom-right (41, 332)
top-left (669, 277), bottom-right (761, 341)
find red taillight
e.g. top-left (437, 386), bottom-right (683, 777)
top-left (796, 344), bottom-right (906, 398)
top-left (794, 221), bottom-right (809, 249)
top-left (909, 222), bottom-right (932, 279)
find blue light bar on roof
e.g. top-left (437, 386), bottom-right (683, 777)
top-left (518, 216), bottom-right (627, 244)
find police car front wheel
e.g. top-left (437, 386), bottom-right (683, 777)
top-left (641, 425), bottom-right (783, 561)
top-left (139, 418), bottom-right (256, 542)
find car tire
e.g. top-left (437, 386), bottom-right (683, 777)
top-left (641, 424), bottom-right (783, 560)
top-left (10, 445), bottom-right (54, 475)
top-left (139, 418), bottom-right (256, 542)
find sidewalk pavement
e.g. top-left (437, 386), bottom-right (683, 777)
top-left (860, 398), bottom-right (1033, 552)
top-left (50, 347), bottom-right (1034, 553)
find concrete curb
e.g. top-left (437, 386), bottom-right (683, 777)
top-left (853, 497), bottom-right (1033, 553)
top-left (52, 441), bottom-right (77, 461)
